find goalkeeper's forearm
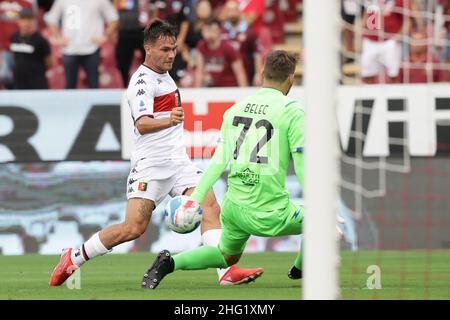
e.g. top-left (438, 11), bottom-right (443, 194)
top-left (190, 145), bottom-right (229, 204)
top-left (292, 152), bottom-right (305, 191)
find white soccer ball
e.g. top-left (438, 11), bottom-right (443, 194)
top-left (164, 195), bottom-right (202, 234)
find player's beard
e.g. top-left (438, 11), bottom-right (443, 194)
top-left (161, 61), bottom-right (174, 72)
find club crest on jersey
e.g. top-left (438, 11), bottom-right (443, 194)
top-left (138, 182), bottom-right (147, 191)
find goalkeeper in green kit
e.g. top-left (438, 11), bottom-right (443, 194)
top-left (142, 50), bottom-right (305, 289)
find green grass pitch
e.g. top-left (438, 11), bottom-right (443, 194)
top-left (0, 251), bottom-right (448, 300)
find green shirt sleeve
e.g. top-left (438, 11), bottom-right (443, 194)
top-left (292, 152), bottom-right (304, 191)
top-left (287, 103), bottom-right (305, 190)
top-left (190, 112), bottom-right (233, 204)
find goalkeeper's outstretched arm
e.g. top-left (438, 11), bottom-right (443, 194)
top-left (190, 142), bottom-right (230, 204)
top-left (190, 116), bottom-right (232, 204)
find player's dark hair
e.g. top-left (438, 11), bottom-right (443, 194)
top-left (143, 19), bottom-right (178, 45)
top-left (263, 50), bottom-right (298, 83)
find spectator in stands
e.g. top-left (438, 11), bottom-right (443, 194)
top-left (153, 0), bottom-right (192, 86)
top-left (400, 31), bottom-right (446, 83)
top-left (185, 0), bottom-right (213, 54)
top-left (114, 0), bottom-right (148, 87)
top-left (195, 18), bottom-right (248, 87)
top-left (361, 0), bottom-right (405, 84)
top-left (261, 0), bottom-right (284, 44)
top-left (0, 0), bottom-right (35, 89)
top-left (443, 0), bottom-right (450, 80)
top-left (361, 0), bottom-right (422, 84)
top-left (341, 0), bottom-right (360, 64)
top-left (10, 8), bottom-right (53, 89)
top-left (238, 0), bottom-right (264, 36)
top-left (221, 0), bottom-right (263, 86)
top-left (37, 0), bottom-right (54, 12)
top-left (45, 0), bottom-right (119, 89)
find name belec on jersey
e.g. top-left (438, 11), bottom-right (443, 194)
top-left (244, 103), bottom-right (269, 115)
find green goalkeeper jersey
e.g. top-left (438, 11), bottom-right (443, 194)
top-left (191, 87), bottom-right (305, 212)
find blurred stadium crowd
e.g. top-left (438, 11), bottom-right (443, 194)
top-left (0, 0), bottom-right (449, 90)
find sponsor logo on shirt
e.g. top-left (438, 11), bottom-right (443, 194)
top-left (236, 168), bottom-right (260, 186)
top-left (136, 89), bottom-right (145, 96)
top-left (138, 73), bottom-right (146, 78)
top-left (135, 79), bottom-right (146, 86)
top-left (10, 43), bottom-right (35, 54)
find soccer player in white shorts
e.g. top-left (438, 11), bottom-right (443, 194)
top-left (49, 19), bottom-right (262, 287)
top-left (361, 37), bottom-right (402, 83)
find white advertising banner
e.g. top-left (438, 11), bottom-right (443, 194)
top-left (1, 84), bottom-right (450, 164)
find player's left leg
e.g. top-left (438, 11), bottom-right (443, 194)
top-left (272, 201), bottom-right (304, 279)
top-left (171, 162), bottom-right (263, 285)
top-left (141, 194), bottom-right (263, 289)
top-left (382, 39), bottom-right (401, 84)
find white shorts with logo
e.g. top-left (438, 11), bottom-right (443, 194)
top-left (361, 38), bottom-right (402, 78)
top-left (126, 158), bottom-right (203, 206)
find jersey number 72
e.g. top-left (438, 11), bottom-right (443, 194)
top-left (232, 116), bottom-right (274, 164)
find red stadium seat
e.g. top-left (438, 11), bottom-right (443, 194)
top-left (46, 65), bottom-right (65, 89)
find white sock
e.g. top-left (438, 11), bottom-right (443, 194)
top-left (70, 232), bottom-right (111, 267)
top-left (201, 229), bottom-right (229, 279)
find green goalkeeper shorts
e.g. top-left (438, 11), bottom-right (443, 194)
top-left (218, 195), bottom-right (305, 255)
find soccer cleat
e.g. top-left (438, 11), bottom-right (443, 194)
top-left (49, 248), bottom-right (79, 286)
top-left (288, 266), bottom-right (302, 279)
top-left (218, 265), bottom-right (264, 286)
top-left (141, 250), bottom-right (174, 289)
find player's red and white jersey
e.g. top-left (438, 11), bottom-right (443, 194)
top-left (126, 64), bottom-right (188, 166)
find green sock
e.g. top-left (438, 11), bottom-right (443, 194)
top-left (173, 245), bottom-right (228, 271)
top-left (294, 238), bottom-right (303, 270)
